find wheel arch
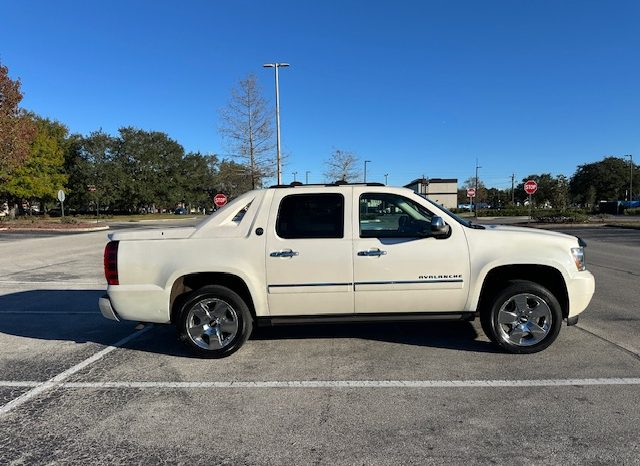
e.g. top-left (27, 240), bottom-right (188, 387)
top-left (169, 272), bottom-right (257, 323)
top-left (476, 264), bottom-right (569, 318)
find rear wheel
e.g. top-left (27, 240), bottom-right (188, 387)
top-left (177, 285), bottom-right (253, 358)
top-left (481, 280), bottom-right (562, 354)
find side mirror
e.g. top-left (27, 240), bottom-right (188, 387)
top-left (430, 216), bottom-right (451, 238)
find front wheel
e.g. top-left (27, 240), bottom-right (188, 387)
top-left (177, 285), bottom-right (253, 358)
top-left (481, 280), bottom-right (562, 354)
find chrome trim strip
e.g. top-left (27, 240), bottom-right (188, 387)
top-left (268, 282), bottom-right (352, 288)
top-left (268, 279), bottom-right (464, 288)
top-left (356, 279), bottom-right (463, 285)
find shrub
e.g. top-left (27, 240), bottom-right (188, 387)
top-left (534, 210), bottom-right (589, 224)
top-left (624, 208), bottom-right (640, 216)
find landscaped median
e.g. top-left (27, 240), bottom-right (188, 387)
top-left (0, 217), bottom-right (109, 232)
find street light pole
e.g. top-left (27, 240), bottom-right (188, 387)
top-left (475, 159), bottom-right (482, 219)
top-left (305, 171), bottom-right (310, 184)
top-left (364, 160), bottom-right (371, 183)
top-left (292, 171), bottom-right (297, 182)
top-left (263, 62), bottom-right (290, 185)
top-left (384, 173), bottom-right (389, 185)
top-left (623, 154), bottom-right (633, 201)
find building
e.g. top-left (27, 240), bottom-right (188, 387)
top-left (404, 178), bottom-right (458, 209)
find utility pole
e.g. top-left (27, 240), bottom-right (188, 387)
top-left (623, 154), bottom-right (633, 201)
top-left (475, 159), bottom-right (481, 219)
top-left (263, 62), bottom-right (290, 185)
top-left (384, 173), bottom-right (389, 185)
top-left (364, 160), bottom-right (371, 183)
top-left (305, 171), bottom-right (310, 184)
top-left (292, 171), bottom-right (297, 182)
top-left (511, 173), bottom-right (515, 204)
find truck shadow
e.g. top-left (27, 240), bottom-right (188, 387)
top-left (0, 290), bottom-right (499, 355)
top-left (251, 322), bottom-right (500, 353)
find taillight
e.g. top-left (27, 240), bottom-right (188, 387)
top-left (104, 241), bottom-right (119, 285)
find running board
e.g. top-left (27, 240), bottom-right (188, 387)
top-left (257, 312), bottom-right (475, 327)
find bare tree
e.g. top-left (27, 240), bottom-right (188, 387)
top-left (219, 74), bottom-right (274, 189)
top-left (324, 149), bottom-right (360, 182)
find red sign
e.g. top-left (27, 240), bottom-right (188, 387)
top-left (524, 180), bottom-right (538, 195)
top-left (214, 193), bottom-right (228, 207)
top-left (466, 188), bottom-right (476, 198)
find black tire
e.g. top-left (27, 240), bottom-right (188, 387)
top-left (177, 285), bottom-right (253, 358)
top-left (480, 280), bottom-right (562, 354)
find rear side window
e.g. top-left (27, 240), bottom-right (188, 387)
top-left (231, 201), bottom-right (252, 223)
top-left (276, 194), bottom-right (344, 239)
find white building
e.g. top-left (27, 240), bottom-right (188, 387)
top-left (404, 178), bottom-right (458, 209)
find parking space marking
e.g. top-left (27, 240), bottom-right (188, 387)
top-left (0, 311), bottom-right (98, 315)
top-left (0, 280), bottom-right (103, 286)
top-left (0, 381), bottom-right (40, 387)
top-left (0, 325), bottom-right (152, 416)
top-left (576, 324), bottom-right (640, 360)
top-left (1, 378), bottom-right (639, 390)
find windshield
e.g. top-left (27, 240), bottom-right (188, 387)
top-left (419, 195), bottom-right (473, 228)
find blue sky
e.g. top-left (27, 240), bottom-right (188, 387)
top-left (1, 0), bottom-right (638, 189)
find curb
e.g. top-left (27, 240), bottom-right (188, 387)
top-left (136, 217), bottom-right (199, 223)
top-left (0, 225), bottom-right (110, 233)
top-left (604, 224), bottom-right (640, 230)
top-left (530, 223), bottom-right (607, 230)
top-left (105, 217), bottom-right (199, 224)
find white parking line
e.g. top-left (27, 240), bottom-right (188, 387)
top-left (0, 280), bottom-right (103, 286)
top-left (0, 312), bottom-right (98, 315)
top-left (0, 325), bottom-right (152, 416)
top-left (1, 378), bottom-right (639, 390)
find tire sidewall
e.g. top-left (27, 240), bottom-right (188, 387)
top-left (178, 285), bottom-right (253, 358)
top-left (485, 281), bottom-right (562, 354)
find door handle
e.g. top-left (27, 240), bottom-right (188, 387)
top-left (357, 248), bottom-right (387, 257)
top-left (270, 249), bottom-right (299, 258)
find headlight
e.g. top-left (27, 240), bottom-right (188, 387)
top-left (571, 247), bottom-right (586, 271)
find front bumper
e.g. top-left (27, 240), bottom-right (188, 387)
top-left (567, 271), bottom-right (596, 318)
top-left (99, 294), bottom-right (120, 321)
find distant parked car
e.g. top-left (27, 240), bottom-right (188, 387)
top-left (174, 207), bottom-right (188, 215)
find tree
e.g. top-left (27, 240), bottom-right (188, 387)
top-left (65, 130), bottom-right (124, 212)
top-left (219, 74), bottom-right (274, 189)
top-left (3, 115), bottom-right (68, 210)
top-left (462, 177), bottom-right (487, 202)
top-left (215, 160), bottom-right (254, 198)
top-left (0, 62), bottom-right (36, 185)
top-left (485, 187), bottom-right (509, 208)
top-left (179, 152), bottom-right (217, 209)
top-left (515, 174), bottom-right (557, 207)
top-left (552, 175), bottom-right (570, 211)
top-left (570, 156), bottom-right (640, 204)
top-left (324, 149), bottom-right (360, 182)
top-left (114, 127), bottom-right (185, 211)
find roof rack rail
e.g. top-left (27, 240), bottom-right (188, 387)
top-left (269, 181), bottom-right (386, 188)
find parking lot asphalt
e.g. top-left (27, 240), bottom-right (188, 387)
top-left (0, 223), bottom-right (639, 464)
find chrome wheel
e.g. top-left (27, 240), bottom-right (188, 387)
top-left (496, 293), bottom-right (552, 347)
top-left (186, 298), bottom-right (239, 350)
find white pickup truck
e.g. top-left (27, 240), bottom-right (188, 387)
top-left (99, 183), bottom-right (595, 357)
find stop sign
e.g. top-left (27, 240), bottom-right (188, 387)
top-left (467, 188), bottom-right (476, 198)
top-left (214, 193), bottom-right (228, 207)
top-left (524, 180), bottom-right (538, 195)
